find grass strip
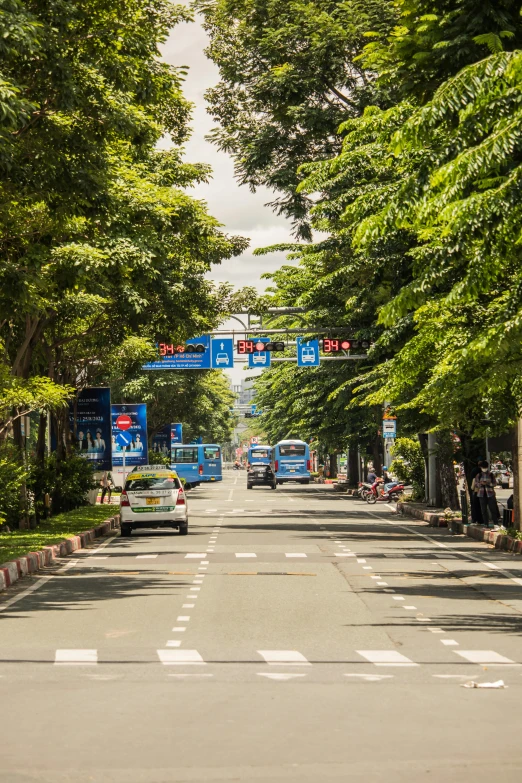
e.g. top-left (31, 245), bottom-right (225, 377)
top-left (0, 506), bottom-right (115, 563)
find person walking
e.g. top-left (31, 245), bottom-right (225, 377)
top-left (473, 461), bottom-right (500, 527)
top-left (100, 471), bottom-right (113, 504)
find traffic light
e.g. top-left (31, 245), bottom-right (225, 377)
top-left (159, 342), bottom-right (206, 355)
top-left (236, 340), bottom-right (285, 353)
top-left (322, 338), bottom-right (371, 353)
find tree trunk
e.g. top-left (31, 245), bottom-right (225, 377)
top-left (437, 431), bottom-right (459, 510)
top-left (348, 445), bottom-right (359, 489)
top-left (329, 453), bottom-right (338, 478)
top-left (36, 412), bottom-right (47, 464)
top-left (512, 422), bottom-right (522, 531)
top-left (372, 435), bottom-right (382, 476)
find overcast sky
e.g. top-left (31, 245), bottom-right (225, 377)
top-left (161, 9), bottom-right (294, 293)
top-left (160, 8), bottom-right (296, 384)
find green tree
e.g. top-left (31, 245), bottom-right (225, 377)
top-left (196, 0), bottom-right (396, 236)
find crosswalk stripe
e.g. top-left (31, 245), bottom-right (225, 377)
top-left (258, 650), bottom-right (311, 666)
top-left (136, 555), bottom-right (157, 559)
top-left (285, 553), bottom-right (307, 558)
top-left (185, 554), bottom-right (207, 559)
top-left (54, 649), bottom-right (97, 665)
top-left (454, 650), bottom-right (517, 665)
top-left (357, 650), bottom-right (418, 667)
top-left (235, 553), bottom-right (257, 558)
top-left (157, 650), bottom-right (206, 665)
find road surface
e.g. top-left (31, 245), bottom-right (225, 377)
top-left (1, 473), bottom-right (521, 782)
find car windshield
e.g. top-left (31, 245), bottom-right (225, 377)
top-left (126, 476), bottom-right (180, 491)
top-left (279, 445), bottom-right (306, 456)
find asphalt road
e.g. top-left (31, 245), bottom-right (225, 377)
top-left (1, 472), bottom-right (522, 783)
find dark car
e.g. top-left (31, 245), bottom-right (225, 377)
top-left (247, 463), bottom-right (277, 490)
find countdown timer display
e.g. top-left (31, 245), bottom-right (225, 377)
top-left (159, 343), bottom-right (206, 355)
top-left (236, 340), bottom-right (268, 354)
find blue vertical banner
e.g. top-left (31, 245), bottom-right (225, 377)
top-left (111, 404), bottom-right (149, 467)
top-left (171, 423), bottom-right (183, 445)
top-left (152, 425), bottom-right (171, 458)
top-left (71, 387), bottom-right (112, 470)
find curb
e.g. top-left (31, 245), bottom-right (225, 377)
top-left (0, 515), bottom-right (120, 593)
top-left (397, 502), bottom-right (522, 555)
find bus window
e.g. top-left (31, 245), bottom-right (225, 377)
top-left (204, 446), bottom-right (220, 460)
top-left (172, 447), bottom-right (198, 463)
top-left (279, 444), bottom-right (306, 456)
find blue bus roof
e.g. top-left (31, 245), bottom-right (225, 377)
top-left (249, 444), bottom-right (272, 450)
top-left (275, 439), bottom-right (308, 445)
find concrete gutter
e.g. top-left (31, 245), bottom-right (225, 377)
top-left (0, 514), bottom-right (120, 593)
top-left (397, 502), bottom-right (522, 555)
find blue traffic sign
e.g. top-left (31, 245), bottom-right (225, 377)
top-left (116, 431), bottom-right (133, 449)
top-left (211, 338), bottom-right (233, 369)
top-left (248, 337), bottom-right (271, 369)
top-left (251, 404), bottom-right (257, 415)
top-left (143, 336), bottom-right (211, 370)
top-left (296, 338), bottom-right (320, 367)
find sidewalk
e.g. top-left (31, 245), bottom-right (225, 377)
top-left (397, 501), bottom-right (522, 554)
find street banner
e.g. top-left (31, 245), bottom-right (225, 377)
top-left (152, 425), bottom-right (171, 459)
top-left (71, 387), bottom-right (112, 470)
top-left (111, 404), bottom-right (148, 466)
top-left (171, 423), bottom-right (183, 445)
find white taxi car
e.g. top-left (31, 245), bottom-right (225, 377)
top-left (120, 466), bottom-right (188, 537)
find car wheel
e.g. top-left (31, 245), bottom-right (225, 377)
top-left (121, 524), bottom-right (132, 537)
top-left (271, 483), bottom-right (277, 490)
top-left (179, 522), bottom-right (188, 536)
top-left (247, 483), bottom-right (253, 489)
top-left (276, 480), bottom-right (282, 485)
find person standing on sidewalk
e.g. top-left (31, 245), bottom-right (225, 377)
top-left (100, 471), bottom-right (113, 504)
top-left (473, 461), bottom-right (500, 527)
top-left (469, 458), bottom-right (484, 524)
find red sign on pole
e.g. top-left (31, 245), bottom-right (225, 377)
top-left (115, 414), bottom-right (132, 431)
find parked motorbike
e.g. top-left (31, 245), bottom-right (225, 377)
top-left (357, 481), bottom-right (374, 500)
top-left (365, 479), bottom-right (405, 504)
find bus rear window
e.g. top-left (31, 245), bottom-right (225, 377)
top-left (172, 448), bottom-right (198, 463)
top-left (204, 447), bottom-right (220, 460)
top-left (279, 445), bottom-right (306, 456)
top-left (251, 449), bottom-right (270, 458)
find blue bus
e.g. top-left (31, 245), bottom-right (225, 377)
top-left (272, 440), bottom-right (311, 484)
top-left (171, 444), bottom-right (222, 488)
top-left (247, 444), bottom-right (272, 466)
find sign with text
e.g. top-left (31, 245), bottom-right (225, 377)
top-left (382, 419), bottom-right (397, 439)
top-left (71, 387), bottom-right (112, 470)
top-left (111, 404), bottom-right (148, 466)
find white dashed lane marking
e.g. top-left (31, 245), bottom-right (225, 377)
top-left (185, 554), bottom-right (207, 559)
top-left (357, 650), bottom-right (418, 667)
top-left (454, 650), bottom-right (517, 665)
top-left (258, 650), bottom-right (311, 666)
top-left (136, 555), bottom-right (157, 559)
top-left (285, 553), bottom-right (307, 558)
top-left (235, 553), bottom-right (257, 558)
top-left (55, 649), bottom-right (97, 666)
top-left (158, 650), bottom-right (206, 665)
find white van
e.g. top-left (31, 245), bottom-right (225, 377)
top-left (120, 466), bottom-right (188, 536)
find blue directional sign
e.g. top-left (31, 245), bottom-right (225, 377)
top-left (248, 337), bottom-right (271, 369)
top-left (143, 335), bottom-right (211, 370)
top-left (116, 431), bottom-right (133, 449)
top-left (211, 338), bottom-right (233, 369)
top-left (251, 404), bottom-right (257, 415)
top-left (296, 338), bottom-right (320, 367)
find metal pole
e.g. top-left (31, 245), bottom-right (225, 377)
top-left (122, 446), bottom-right (126, 488)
